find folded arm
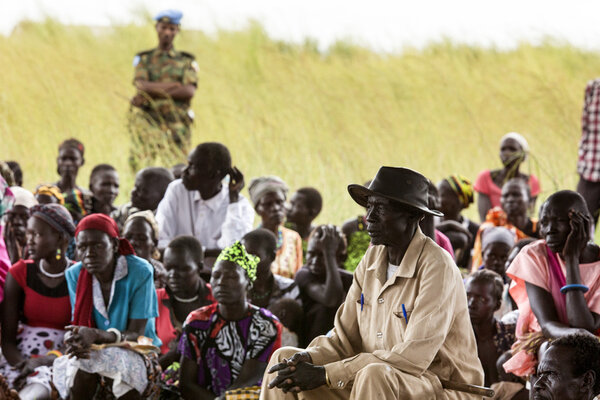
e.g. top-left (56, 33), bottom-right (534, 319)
top-left (135, 80), bottom-right (196, 101)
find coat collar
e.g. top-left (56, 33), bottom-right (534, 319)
top-left (156, 47), bottom-right (177, 58)
top-left (368, 227), bottom-right (427, 288)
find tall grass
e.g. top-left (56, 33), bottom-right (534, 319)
top-left (1, 19), bottom-right (598, 225)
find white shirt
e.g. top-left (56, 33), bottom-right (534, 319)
top-left (155, 179), bottom-right (255, 249)
top-left (386, 262), bottom-right (399, 281)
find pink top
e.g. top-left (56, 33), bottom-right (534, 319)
top-left (474, 169), bottom-right (541, 208)
top-left (435, 230), bottom-right (455, 258)
top-left (506, 240), bottom-right (600, 337)
top-left (0, 226), bottom-right (10, 303)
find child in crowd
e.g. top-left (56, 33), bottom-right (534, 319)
top-left (471, 177), bottom-right (540, 271)
top-left (157, 236), bottom-right (214, 369)
top-left (269, 298), bottom-right (304, 347)
top-left (88, 164), bottom-right (119, 215)
top-left (179, 241), bottom-right (282, 399)
top-left (242, 229), bottom-right (301, 309)
top-left (285, 187), bottom-right (323, 254)
top-left (123, 210), bottom-right (168, 288)
top-left (294, 225), bottom-right (352, 344)
top-left (112, 167), bottom-right (174, 230)
top-left (55, 139), bottom-right (92, 222)
top-left (437, 175), bottom-right (480, 269)
top-left (481, 227), bottom-right (514, 277)
top-left (465, 270), bottom-right (528, 400)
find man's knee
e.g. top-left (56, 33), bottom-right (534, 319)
top-left (355, 363), bottom-right (395, 383)
top-left (353, 364), bottom-right (441, 398)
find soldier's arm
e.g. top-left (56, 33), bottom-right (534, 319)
top-left (134, 81), bottom-right (195, 101)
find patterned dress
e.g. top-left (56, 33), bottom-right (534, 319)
top-left (179, 303), bottom-right (282, 396)
top-left (270, 227), bottom-right (303, 279)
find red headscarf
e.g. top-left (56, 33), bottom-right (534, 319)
top-left (72, 214), bottom-right (136, 327)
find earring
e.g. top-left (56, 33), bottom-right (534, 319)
top-left (56, 248), bottom-right (62, 260)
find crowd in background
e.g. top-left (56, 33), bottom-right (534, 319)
top-left (0, 126), bottom-right (599, 400)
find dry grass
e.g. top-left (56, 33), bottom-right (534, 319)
top-left (1, 19), bottom-right (598, 224)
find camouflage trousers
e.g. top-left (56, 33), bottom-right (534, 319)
top-left (128, 108), bottom-right (191, 172)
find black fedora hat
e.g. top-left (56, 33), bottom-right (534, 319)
top-left (347, 166), bottom-right (444, 217)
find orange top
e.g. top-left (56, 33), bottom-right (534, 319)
top-left (270, 226), bottom-right (303, 279)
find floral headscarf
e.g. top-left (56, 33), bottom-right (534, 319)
top-left (216, 241), bottom-right (259, 282)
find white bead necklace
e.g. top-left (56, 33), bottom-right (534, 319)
top-left (39, 259), bottom-right (65, 279)
top-left (172, 294), bottom-right (199, 303)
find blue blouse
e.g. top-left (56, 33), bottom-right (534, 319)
top-left (65, 255), bottom-right (161, 347)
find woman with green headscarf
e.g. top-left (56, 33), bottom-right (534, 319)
top-left (179, 241), bottom-right (283, 400)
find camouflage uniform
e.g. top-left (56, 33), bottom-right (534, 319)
top-left (129, 47), bottom-right (198, 170)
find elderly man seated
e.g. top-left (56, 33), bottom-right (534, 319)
top-left (261, 166), bottom-right (484, 399)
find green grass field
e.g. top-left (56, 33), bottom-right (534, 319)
top-left (1, 19), bottom-right (598, 225)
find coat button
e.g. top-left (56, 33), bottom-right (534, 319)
top-left (337, 380), bottom-right (344, 388)
top-left (378, 298), bottom-right (384, 304)
top-left (377, 332), bottom-right (383, 338)
top-left (104, 320), bottom-right (110, 326)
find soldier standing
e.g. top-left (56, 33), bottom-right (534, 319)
top-left (129, 9), bottom-right (198, 170)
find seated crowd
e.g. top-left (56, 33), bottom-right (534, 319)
top-left (0, 132), bottom-right (598, 400)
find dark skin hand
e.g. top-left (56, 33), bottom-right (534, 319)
top-left (228, 167), bottom-right (244, 203)
top-left (528, 209), bottom-right (600, 338)
top-left (64, 319), bottom-right (148, 359)
top-left (561, 209), bottom-right (600, 331)
top-left (267, 351), bottom-right (326, 393)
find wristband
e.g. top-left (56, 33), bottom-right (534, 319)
top-left (107, 328), bottom-right (122, 343)
top-left (46, 350), bottom-right (63, 358)
top-left (560, 284), bottom-right (589, 294)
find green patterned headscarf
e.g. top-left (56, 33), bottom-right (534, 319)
top-left (216, 241), bottom-right (259, 282)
